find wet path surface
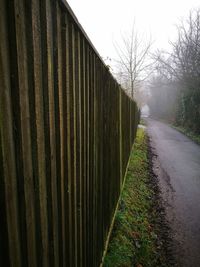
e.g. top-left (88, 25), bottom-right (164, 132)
top-left (147, 119), bottom-right (200, 267)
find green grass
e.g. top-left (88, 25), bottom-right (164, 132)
top-left (172, 125), bottom-right (200, 145)
top-left (140, 118), bottom-right (146, 125)
top-left (103, 129), bottom-right (164, 267)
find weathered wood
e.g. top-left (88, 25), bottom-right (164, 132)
top-left (31, 1), bottom-right (49, 265)
top-left (77, 30), bottom-right (83, 267)
top-left (57, 4), bottom-right (66, 267)
top-left (62, 11), bottom-right (73, 267)
top-left (53, 2), bottom-right (63, 265)
top-left (41, 0), bottom-right (59, 265)
top-left (13, 1), bottom-right (37, 266)
top-left (85, 42), bottom-right (90, 267)
top-left (0, 0), bottom-right (140, 266)
top-left (0, 1), bottom-right (21, 266)
top-left (81, 37), bottom-right (87, 266)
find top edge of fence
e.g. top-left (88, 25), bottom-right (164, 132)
top-left (60, 0), bottom-right (137, 105)
top-left (60, 0), bottom-right (108, 67)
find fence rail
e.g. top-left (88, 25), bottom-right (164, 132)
top-left (0, 0), bottom-right (140, 266)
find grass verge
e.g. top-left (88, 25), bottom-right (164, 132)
top-left (172, 125), bottom-right (200, 145)
top-left (140, 118), bottom-right (147, 126)
top-left (103, 128), bottom-right (169, 267)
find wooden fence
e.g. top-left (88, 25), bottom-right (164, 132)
top-left (0, 0), bottom-right (140, 266)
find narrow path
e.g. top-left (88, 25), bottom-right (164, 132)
top-left (147, 119), bottom-right (200, 267)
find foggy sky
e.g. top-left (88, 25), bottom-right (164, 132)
top-left (67, 0), bottom-right (200, 68)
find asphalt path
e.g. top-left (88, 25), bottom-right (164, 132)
top-left (147, 119), bottom-right (200, 267)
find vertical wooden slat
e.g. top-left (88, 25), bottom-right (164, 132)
top-left (85, 43), bottom-right (90, 267)
top-left (57, 5), bottom-right (66, 267)
top-left (32, 1), bottom-right (49, 266)
top-left (68, 21), bottom-right (78, 267)
top-left (89, 45), bottom-right (95, 266)
top-left (73, 24), bottom-right (78, 267)
top-left (89, 49), bottom-right (94, 267)
top-left (77, 31), bottom-right (83, 267)
top-left (74, 27), bottom-right (82, 267)
top-left (99, 62), bottom-right (104, 261)
top-left (13, 1), bottom-right (37, 266)
top-left (41, 0), bottom-right (59, 265)
top-left (81, 37), bottom-right (87, 267)
top-left (0, 1), bottom-right (21, 266)
top-left (100, 63), bottom-right (105, 258)
top-left (53, 2), bottom-right (63, 266)
top-left (0, 131), bottom-right (10, 267)
top-left (62, 12), bottom-right (73, 267)
top-left (93, 54), bottom-right (96, 267)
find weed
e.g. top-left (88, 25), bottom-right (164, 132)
top-left (103, 129), bottom-right (168, 267)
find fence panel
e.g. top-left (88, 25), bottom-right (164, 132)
top-left (0, 0), bottom-right (140, 266)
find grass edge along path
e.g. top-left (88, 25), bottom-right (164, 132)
top-left (172, 124), bottom-right (200, 145)
top-left (103, 128), bottom-right (170, 267)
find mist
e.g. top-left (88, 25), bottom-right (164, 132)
top-left (67, 0), bottom-right (200, 135)
top-left (146, 9), bottom-right (200, 135)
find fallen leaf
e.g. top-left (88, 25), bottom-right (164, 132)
top-left (131, 231), bottom-right (140, 239)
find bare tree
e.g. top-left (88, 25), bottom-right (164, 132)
top-left (113, 24), bottom-right (153, 99)
top-left (155, 9), bottom-right (200, 87)
top-left (153, 8), bottom-right (200, 132)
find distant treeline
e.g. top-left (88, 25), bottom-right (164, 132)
top-left (149, 9), bottom-right (200, 135)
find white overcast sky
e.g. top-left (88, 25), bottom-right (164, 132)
top-left (67, 0), bottom-right (200, 65)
